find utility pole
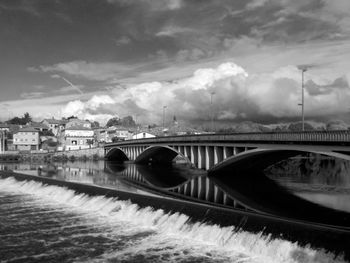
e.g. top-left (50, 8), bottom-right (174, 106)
top-left (298, 67), bottom-right (307, 131)
top-left (210, 91), bottom-right (215, 132)
top-left (162, 105), bottom-right (167, 128)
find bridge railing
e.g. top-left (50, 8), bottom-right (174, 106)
top-left (105, 130), bottom-right (350, 147)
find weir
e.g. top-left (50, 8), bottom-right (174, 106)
top-left (1, 170), bottom-right (350, 260)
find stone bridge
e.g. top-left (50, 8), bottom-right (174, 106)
top-left (104, 130), bottom-right (350, 171)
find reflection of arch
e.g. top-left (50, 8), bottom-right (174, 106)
top-left (208, 149), bottom-right (350, 227)
top-left (105, 162), bottom-right (126, 174)
top-left (136, 165), bottom-right (188, 188)
top-left (105, 147), bottom-right (129, 162)
top-left (135, 146), bottom-right (184, 164)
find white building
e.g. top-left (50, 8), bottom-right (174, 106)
top-left (0, 130), bottom-right (5, 153)
top-left (64, 126), bottom-right (94, 150)
top-left (132, 132), bottom-right (156, 139)
top-left (13, 127), bottom-right (40, 151)
top-left (42, 118), bottom-right (67, 136)
top-left (66, 119), bottom-right (91, 129)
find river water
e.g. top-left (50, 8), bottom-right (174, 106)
top-left (0, 157), bottom-right (349, 263)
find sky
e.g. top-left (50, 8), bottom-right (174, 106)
top-left (1, 0), bottom-right (350, 125)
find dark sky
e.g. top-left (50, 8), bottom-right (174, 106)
top-left (1, 0), bottom-right (350, 124)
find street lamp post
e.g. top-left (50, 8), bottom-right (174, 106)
top-left (162, 106), bottom-right (167, 128)
top-left (210, 92), bottom-right (215, 132)
top-left (298, 67), bottom-right (307, 131)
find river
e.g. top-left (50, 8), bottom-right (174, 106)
top-left (0, 156), bottom-right (349, 263)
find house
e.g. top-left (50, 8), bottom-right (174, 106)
top-left (0, 123), bottom-right (10, 133)
top-left (27, 122), bottom-right (49, 132)
top-left (132, 132), bottom-right (156, 139)
top-left (94, 128), bottom-right (109, 143)
top-left (0, 130), bottom-right (5, 153)
top-left (107, 126), bottom-right (132, 141)
top-left (42, 118), bottom-right (67, 136)
top-left (13, 127), bottom-right (40, 151)
top-left (64, 125), bottom-right (95, 150)
top-left (66, 118), bottom-right (91, 129)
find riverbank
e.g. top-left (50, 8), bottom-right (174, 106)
top-left (0, 147), bottom-right (105, 162)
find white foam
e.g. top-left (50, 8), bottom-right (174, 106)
top-left (0, 177), bottom-right (347, 263)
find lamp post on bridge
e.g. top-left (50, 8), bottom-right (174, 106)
top-left (298, 66), bottom-right (308, 131)
top-left (210, 91), bottom-right (215, 132)
top-left (162, 105), bottom-right (167, 128)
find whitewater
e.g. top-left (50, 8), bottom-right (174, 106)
top-left (0, 177), bottom-right (347, 263)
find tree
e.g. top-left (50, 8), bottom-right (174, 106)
top-left (86, 139), bottom-right (95, 148)
top-left (23, 112), bottom-right (32, 124)
top-left (40, 130), bottom-right (55, 136)
top-left (106, 117), bottom-right (121, 127)
top-left (6, 112), bottom-right (32, 125)
top-left (120, 116), bottom-right (136, 127)
top-left (91, 121), bottom-right (100, 128)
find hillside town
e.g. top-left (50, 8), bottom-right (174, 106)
top-left (0, 113), bottom-right (200, 154)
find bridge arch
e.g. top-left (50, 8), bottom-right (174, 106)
top-left (135, 145), bottom-right (190, 165)
top-left (105, 147), bottom-right (129, 162)
top-left (208, 149), bottom-right (350, 227)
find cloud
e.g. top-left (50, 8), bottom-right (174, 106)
top-left (58, 61), bottom-right (350, 125)
top-left (175, 48), bottom-right (206, 62)
top-left (114, 36), bottom-right (131, 46)
top-left (31, 61), bottom-right (148, 82)
top-left (20, 92), bottom-right (46, 99)
top-left (305, 76), bottom-right (349, 96)
top-left (156, 25), bottom-right (193, 37)
top-left (60, 95), bottom-right (116, 122)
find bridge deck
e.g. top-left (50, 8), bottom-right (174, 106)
top-left (105, 130), bottom-right (350, 148)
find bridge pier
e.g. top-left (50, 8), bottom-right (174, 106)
top-left (198, 146), bottom-right (206, 169)
top-left (214, 146), bottom-right (224, 164)
top-left (223, 146), bottom-right (234, 159)
top-left (190, 146), bottom-right (198, 167)
top-left (205, 146), bottom-right (215, 170)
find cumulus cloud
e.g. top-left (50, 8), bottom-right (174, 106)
top-left (57, 61), bottom-right (350, 125)
top-left (60, 95), bottom-right (116, 122)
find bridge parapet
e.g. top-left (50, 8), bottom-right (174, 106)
top-left (106, 130), bottom-right (350, 147)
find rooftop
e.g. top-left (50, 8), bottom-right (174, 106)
top-left (17, 127), bottom-right (39, 133)
top-left (43, 118), bottom-right (68, 125)
top-left (65, 125), bottom-right (93, 131)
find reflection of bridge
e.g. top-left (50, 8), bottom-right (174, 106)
top-left (116, 164), bottom-right (243, 210)
top-left (105, 131), bottom-right (350, 171)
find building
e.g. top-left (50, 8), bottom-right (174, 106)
top-left (132, 132), bottom-right (156, 139)
top-left (94, 128), bottom-right (109, 143)
top-left (0, 130), bottom-right (5, 153)
top-left (64, 125), bottom-right (95, 150)
top-left (42, 118), bottom-right (67, 136)
top-left (107, 126), bottom-right (132, 142)
top-left (27, 122), bottom-right (49, 132)
top-left (66, 118), bottom-right (91, 129)
top-left (13, 127), bottom-right (40, 151)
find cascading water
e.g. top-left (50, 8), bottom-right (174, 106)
top-left (0, 177), bottom-right (347, 263)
